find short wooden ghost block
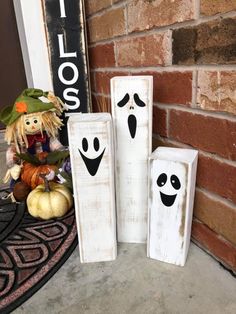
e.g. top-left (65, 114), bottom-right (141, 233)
top-left (111, 76), bottom-right (153, 243)
top-left (148, 147), bottom-right (198, 266)
top-left (67, 113), bottom-right (117, 263)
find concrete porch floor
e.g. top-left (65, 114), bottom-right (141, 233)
top-left (14, 242), bottom-right (236, 314)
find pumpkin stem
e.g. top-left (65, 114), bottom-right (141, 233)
top-left (39, 174), bottom-right (50, 192)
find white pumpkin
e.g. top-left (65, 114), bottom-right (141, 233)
top-left (27, 181), bottom-right (73, 220)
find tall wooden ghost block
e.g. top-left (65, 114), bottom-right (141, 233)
top-left (148, 147), bottom-right (198, 266)
top-left (111, 76), bottom-right (153, 243)
top-left (67, 113), bottom-right (117, 263)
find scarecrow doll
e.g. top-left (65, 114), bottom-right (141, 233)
top-left (0, 88), bottom-right (68, 195)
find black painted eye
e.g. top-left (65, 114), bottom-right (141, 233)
top-left (34, 119), bottom-right (38, 124)
top-left (157, 173), bottom-right (167, 187)
top-left (117, 93), bottom-right (130, 107)
top-left (26, 121), bottom-right (30, 125)
top-left (82, 138), bottom-right (88, 152)
top-left (171, 175), bottom-right (181, 190)
top-left (94, 137), bottom-right (99, 151)
top-left (134, 93), bottom-right (146, 107)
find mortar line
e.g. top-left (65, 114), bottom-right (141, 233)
top-left (92, 91), bottom-right (111, 98)
top-left (87, 10), bottom-right (236, 45)
top-left (86, 2), bottom-right (236, 23)
top-left (154, 102), bottom-right (236, 122)
top-left (194, 0), bottom-right (201, 20)
top-left (166, 107), bottom-right (170, 138)
top-left (90, 65), bottom-right (236, 72)
top-left (192, 69), bottom-right (198, 108)
top-left (195, 187), bottom-right (236, 210)
top-left (153, 134), bottom-right (236, 167)
top-left (86, 0), bottom-right (127, 20)
top-left (166, 30), bottom-right (173, 66)
top-left (124, 1), bottom-right (129, 35)
top-left (92, 88), bottom-right (236, 122)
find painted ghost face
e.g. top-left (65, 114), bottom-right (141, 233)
top-left (153, 158), bottom-right (186, 209)
top-left (117, 93), bottom-right (146, 139)
top-left (24, 114), bottom-right (42, 134)
top-left (78, 137), bottom-right (105, 176)
top-left (157, 173), bottom-right (181, 207)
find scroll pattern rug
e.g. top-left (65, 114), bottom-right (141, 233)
top-left (0, 192), bottom-right (77, 314)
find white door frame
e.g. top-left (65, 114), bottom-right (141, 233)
top-left (13, 0), bottom-right (53, 91)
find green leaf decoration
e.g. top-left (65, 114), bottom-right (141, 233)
top-left (46, 150), bottom-right (70, 165)
top-left (16, 153), bottom-right (41, 165)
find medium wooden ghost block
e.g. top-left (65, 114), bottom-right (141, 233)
top-left (67, 113), bottom-right (117, 263)
top-left (148, 147), bottom-right (198, 266)
top-left (111, 76), bottom-right (153, 243)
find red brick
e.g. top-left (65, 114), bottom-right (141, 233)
top-left (151, 135), bottom-right (236, 203)
top-left (94, 71), bottom-right (129, 95)
top-left (153, 106), bottom-right (167, 137)
top-left (152, 136), bottom-right (176, 151)
top-left (194, 189), bottom-right (236, 245)
top-left (192, 219), bottom-right (236, 271)
top-left (152, 72), bottom-right (192, 105)
top-left (85, 0), bottom-right (111, 16)
top-left (92, 94), bottom-right (111, 113)
top-left (169, 110), bottom-right (236, 160)
top-left (197, 71), bottom-right (236, 116)
top-left (201, 0), bottom-right (236, 16)
top-left (116, 33), bottom-right (170, 67)
top-left (88, 43), bottom-right (116, 68)
top-left (132, 71), bottom-right (192, 105)
top-left (127, 0), bottom-right (194, 33)
top-left (173, 18), bottom-right (236, 65)
top-left (197, 154), bottom-right (236, 204)
top-left (88, 7), bottom-right (125, 43)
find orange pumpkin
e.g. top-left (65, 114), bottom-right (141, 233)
top-left (21, 162), bottom-right (57, 189)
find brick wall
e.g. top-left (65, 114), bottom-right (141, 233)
top-left (85, 0), bottom-right (236, 272)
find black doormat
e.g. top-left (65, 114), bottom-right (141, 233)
top-left (0, 189), bottom-right (78, 313)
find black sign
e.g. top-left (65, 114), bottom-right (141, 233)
top-left (43, 0), bottom-right (91, 145)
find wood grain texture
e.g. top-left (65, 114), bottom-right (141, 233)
top-left (148, 147), bottom-right (198, 266)
top-left (13, 0), bottom-right (53, 90)
top-left (67, 113), bottom-right (117, 263)
top-left (111, 76), bottom-right (153, 243)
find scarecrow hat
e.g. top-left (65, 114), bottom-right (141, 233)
top-left (0, 88), bottom-right (55, 126)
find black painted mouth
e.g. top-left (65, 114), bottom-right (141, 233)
top-left (128, 114), bottom-right (137, 139)
top-left (79, 148), bottom-right (105, 176)
top-left (160, 192), bottom-right (177, 207)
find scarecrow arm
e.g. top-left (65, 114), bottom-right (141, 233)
top-left (6, 145), bottom-right (21, 168)
top-left (49, 137), bottom-right (65, 151)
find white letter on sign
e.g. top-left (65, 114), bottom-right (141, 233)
top-left (59, 0), bottom-right (66, 18)
top-left (58, 62), bottom-right (79, 85)
top-left (58, 34), bottom-right (77, 58)
top-left (63, 88), bottom-right (80, 110)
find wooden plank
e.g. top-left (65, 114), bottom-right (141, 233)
top-left (111, 76), bottom-right (153, 243)
top-left (148, 147), bottom-right (198, 266)
top-left (67, 113), bottom-right (117, 263)
top-left (42, 0), bottom-right (91, 145)
top-left (14, 0), bottom-right (91, 145)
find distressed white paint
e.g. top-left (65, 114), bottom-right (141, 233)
top-left (67, 113), bottom-right (117, 263)
top-left (148, 147), bottom-right (198, 266)
top-left (111, 76), bottom-right (153, 243)
top-left (13, 0), bottom-right (53, 90)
